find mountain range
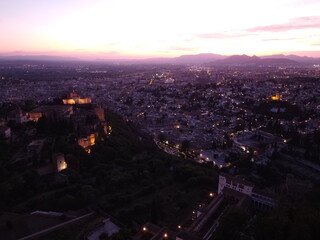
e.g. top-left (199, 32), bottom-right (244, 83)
top-left (144, 53), bottom-right (320, 65)
top-left (213, 54), bottom-right (299, 65)
top-left (0, 53), bottom-right (320, 65)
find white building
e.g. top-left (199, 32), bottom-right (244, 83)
top-left (218, 173), bottom-right (274, 208)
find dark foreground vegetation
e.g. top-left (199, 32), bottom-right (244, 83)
top-left (0, 110), bottom-right (218, 239)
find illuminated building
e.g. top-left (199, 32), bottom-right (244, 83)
top-left (271, 93), bottom-right (281, 101)
top-left (70, 104), bottom-right (108, 152)
top-left (28, 105), bottom-right (73, 122)
top-left (55, 153), bottom-right (67, 172)
top-left (28, 112), bottom-right (43, 122)
top-left (78, 133), bottom-right (96, 150)
top-left (63, 91), bottom-right (92, 104)
top-left (218, 173), bottom-right (254, 195)
top-left (218, 173), bottom-right (274, 208)
top-left (36, 153), bottom-right (67, 176)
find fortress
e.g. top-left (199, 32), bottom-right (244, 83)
top-left (62, 91), bottom-right (92, 104)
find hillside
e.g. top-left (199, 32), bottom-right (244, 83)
top-left (0, 110), bottom-right (219, 239)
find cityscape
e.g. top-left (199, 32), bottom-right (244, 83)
top-left (1, 0), bottom-right (320, 240)
top-left (1, 56), bottom-right (320, 240)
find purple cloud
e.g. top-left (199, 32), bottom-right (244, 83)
top-left (246, 16), bottom-right (320, 32)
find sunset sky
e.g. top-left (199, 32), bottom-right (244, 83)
top-left (0, 0), bottom-right (320, 59)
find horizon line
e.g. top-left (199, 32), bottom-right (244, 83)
top-left (0, 51), bottom-right (320, 61)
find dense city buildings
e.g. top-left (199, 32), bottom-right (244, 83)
top-left (1, 57), bottom-right (320, 239)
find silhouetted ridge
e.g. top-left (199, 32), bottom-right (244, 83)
top-left (215, 54), bottom-right (298, 65)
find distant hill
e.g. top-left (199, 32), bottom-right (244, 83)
top-left (260, 54), bottom-right (320, 64)
top-left (0, 55), bottom-right (78, 61)
top-left (173, 53), bottom-right (225, 64)
top-left (138, 53), bottom-right (225, 64)
top-left (215, 54), bottom-right (260, 64)
top-left (101, 53), bottom-right (318, 65)
top-left (214, 54), bottom-right (299, 65)
top-left (260, 58), bottom-right (299, 64)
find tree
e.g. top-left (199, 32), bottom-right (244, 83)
top-left (111, 228), bottom-right (131, 240)
top-left (180, 140), bottom-right (190, 153)
top-left (214, 207), bottom-right (248, 240)
top-left (36, 115), bottom-right (48, 134)
top-left (58, 194), bottom-right (77, 210)
top-left (158, 133), bottom-right (166, 143)
top-left (99, 233), bottom-right (109, 240)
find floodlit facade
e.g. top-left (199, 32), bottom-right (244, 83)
top-left (63, 91), bottom-right (92, 104)
top-left (56, 153), bottom-right (67, 172)
top-left (78, 133), bottom-right (95, 149)
top-left (271, 93), bottom-right (281, 101)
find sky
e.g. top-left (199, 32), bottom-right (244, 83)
top-left (0, 0), bottom-right (320, 59)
